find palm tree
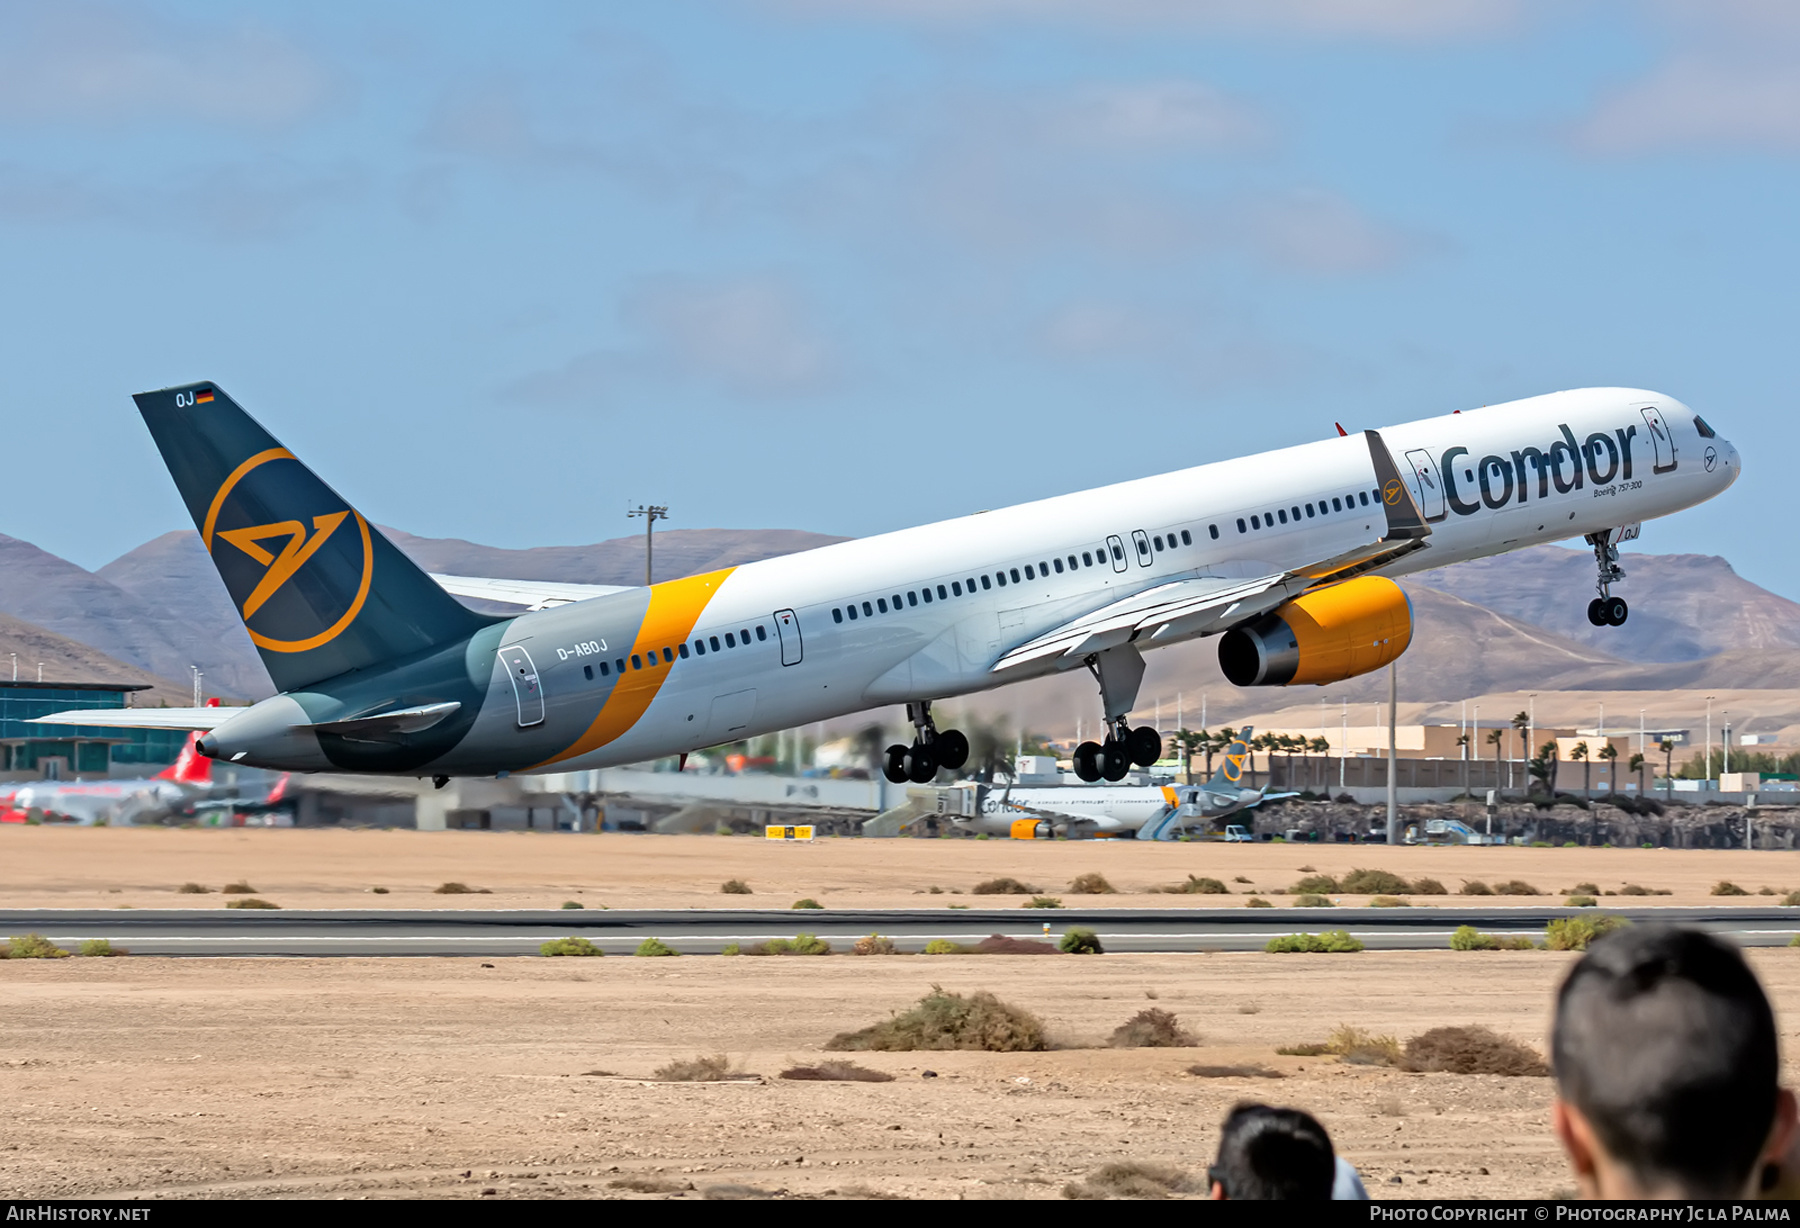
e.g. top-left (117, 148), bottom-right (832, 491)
top-left (1511, 711), bottom-right (1531, 790)
top-left (1597, 743), bottom-right (1619, 800)
top-left (1659, 739), bottom-right (1675, 802)
top-left (1486, 728), bottom-right (1505, 793)
top-left (1168, 728), bottom-right (1207, 785)
top-left (1571, 740), bottom-right (1590, 801)
top-left (1630, 752), bottom-right (1646, 798)
top-left (1308, 737), bottom-right (1331, 793)
top-left (1537, 740), bottom-right (1560, 798)
top-left (1456, 732), bottom-right (1471, 797)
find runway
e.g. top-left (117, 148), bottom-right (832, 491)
top-left (8, 905), bottom-right (1799, 957)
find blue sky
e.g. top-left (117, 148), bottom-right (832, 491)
top-left (3, 1), bottom-right (1796, 598)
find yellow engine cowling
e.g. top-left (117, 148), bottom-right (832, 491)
top-left (1218, 576), bottom-right (1412, 687)
top-left (1010, 818), bottom-right (1051, 840)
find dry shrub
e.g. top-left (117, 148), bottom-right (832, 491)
top-left (1340, 868), bottom-right (1409, 895)
top-left (1188, 1063), bottom-right (1284, 1078)
top-left (177, 882), bottom-right (210, 895)
top-left (1492, 880), bottom-right (1542, 896)
top-left (1275, 1042), bottom-right (1331, 1056)
top-left (1023, 896), bottom-right (1064, 909)
top-left (1402, 1025), bottom-right (1548, 1076)
top-left (720, 879), bottom-right (752, 895)
top-left (77, 939), bottom-right (126, 957)
top-left (3, 933), bottom-right (69, 959)
top-left (1545, 914), bottom-right (1629, 951)
top-left (1160, 875), bottom-right (1229, 894)
top-left (1566, 895), bottom-right (1598, 908)
top-left (434, 882), bottom-right (481, 895)
top-left (1291, 873), bottom-right (1340, 894)
top-left (1292, 893), bottom-right (1334, 908)
top-left (922, 939), bottom-right (966, 955)
top-left (1570, 881), bottom-right (1601, 896)
top-left (1068, 872), bottom-right (1116, 894)
top-left (852, 933), bottom-right (897, 956)
top-left (609, 1176), bottom-right (692, 1193)
top-left (825, 985), bottom-right (1047, 1052)
top-left (1059, 927), bottom-right (1103, 954)
top-left (1451, 925), bottom-right (1535, 951)
top-left (1460, 880), bottom-right (1493, 896)
top-left (225, 898), bottom-right (280, 909)
top-left (742, 933), bottom-right (831, 956)
top-left (1713, 880), bottom-right (1750, 897)
top-left (651, 1054), bottom-right (750, 1081)
top-left (1328, 1024), bottom-right (1402, 1066)
top-left (972, 877), bottom-right (1036, 895)
top-left (1784, 892), bottom-right (1800, 908)
top-left (779, 1060), bottom-right (894, 1082)
top-left (635, 937), bottom-right (680, 957)
top-left (1266, 930), bottom-right (1362, 953)
top-left (1063, 1162), bottom-right (1203, 1200)
top-left (1245, 897), bottom-right (1273, 908)
top-left (1369, 896), bottom-right (1409, 908)
top-left (220, 881), bottom-right (257, 895)
top-left (1411, 877), bottom-right (1448, 895)
top-left (540, 936), bottom-right (602, 957)
top-left (1108, 1007), bottom-right (1198, 1048)
top-left (791, 898), bottom-right (823, 910)
top-left (1618, 883), bottom-right (1670, 896)
top-left (970, 934), bottom-right (1058, 955)
top-left (1234, 876), bottom-right (1253, 884)
top-left (703, 1183), bottom-right (777, 1200)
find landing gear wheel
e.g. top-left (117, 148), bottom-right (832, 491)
top-left (1587, 598), bottom-right (1608, 627)
top-left (935, 728), bottom-right (969, 771)
top-left (1126, 725), bottom-right (1162, 768)
top-left (1073, 741), bottom-right (1103, 783)
top-left (904, 742), bottom-right (938, 784)
top-left (883, 744), bottom-right (909, 785)
top-left (1605, 596), bottom-right (1628, 626)
top-left (1101, 740), bottom-right (1131, 782)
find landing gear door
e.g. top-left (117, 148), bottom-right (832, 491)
top-left (774, 608), bottom-right (803, 666)
top-left (1402, 449), bottom-right (1448, 522)
top-left (499, 645), bottom-right (545, 728)
top-left (1106, 534), bottom-right (1128, 573)
top-left (1640, 406), bottom-right (1677, 473)
top-left (1130, 529), bottom-right (1153, 567)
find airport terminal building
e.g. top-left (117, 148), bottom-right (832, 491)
top-left (0, 681), bottom-right (186, 778)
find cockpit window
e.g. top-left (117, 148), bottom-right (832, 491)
top-left (1693, 414), bottom-right (1717, 439)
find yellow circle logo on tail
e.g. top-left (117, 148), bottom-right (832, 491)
top-left (1382, 479), bottom-right (1404, 506)
top-left (202, 447), bottom-right (374, 654)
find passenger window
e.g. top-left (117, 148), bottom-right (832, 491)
top-left (1182, 529), bottom-right (1193, 545)
top-left (601, 661), bottom-right (611, 676)
top-left (1067, 555), bottom-right (1078, 569)
top-left (1024, 564), bottom-right (1035, 580)
top-left (740, 628), bottom-right (751, 643)
top-left (952, 581), bottom-right (962, 596)
top-left (1209, 525), bottom-right (1219, 539)
top-left (583, 664), bottom-right (593, 680)
top-left (907, 591), bottom-right (917, 606)
top-left (615, 659), bottom-right (625, 673)
top-left (725, 632), bottom-right (736, 648)
top-left (878, 597), bottom-right (888, 613)
top-left (846, 604), bottom-right (858, 620)
top-left (1332, 497), bottom-right (1342, 511)
top-left (1236, 518), bottom-right (1246, 533)
top-left (1359, 491), bottom-right (1370, 506)
top-left (980, 575), bottom-right (992, 590)
top-left (1039, 560), bottom-right (1049, 574)
top-left (694, 639), bottom-right (706, 655)
top-left (1278, 509), bottom-right (1287, 524)
top-left (1111, 543), bottom-right (1124, 561)
top-left (1082, 551), bottom-right (1093, 566)
top-left (965, 577), bottom-right (976, 591)
top-left (756, 626), bottom-right (767, 641)
top-left (832, 608), bottom-right (842, 624)
top-left (709, 636), bottom-right (721, 651)
top-left (1291, 506), bottom-right (1300, 520)
top-left (677, 644), bottom-right (689, 660)
top-left (937, 584), bottom-right (948, 600)
top-left (1153, 535), bottom-right (1163, 550)
top-left (920, 588), bottom-right (931, 604)
top-left (1053, 558), bottom-right (1064, 574)
top-left (1251, 515), bottom-right (1260, 529)
top-left (1009, 568), bottom-right (1020, 584)
top-left (1305, 503), bottom-right (1314, 518)
top-left (862, 601), bottom-right (873, 617)
top-left (631, 654), bottom-right (642, 670)
top-left (995, 572), bottom-right (1006, 587)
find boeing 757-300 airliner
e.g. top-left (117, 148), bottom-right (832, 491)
top-left (38, 384), bottom-right (1738, 786)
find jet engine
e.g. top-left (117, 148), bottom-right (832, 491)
top-left (1218, 576), bottom-right (1412, 687)
top-left (1009, 818), bottom-right (1052, 841)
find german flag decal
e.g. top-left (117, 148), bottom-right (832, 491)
top-left (195, 388), bottom-right (215, 404)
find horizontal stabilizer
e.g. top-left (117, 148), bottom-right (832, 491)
top-left (32, 707), bottom-right (237, 731)
top-left (431, 574), bottom-right (632, 610)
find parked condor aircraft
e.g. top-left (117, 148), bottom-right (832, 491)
top-left (38, 384), bottom-right (1738, 786)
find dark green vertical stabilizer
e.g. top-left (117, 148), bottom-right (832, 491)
top-left (134, 381), bottom-right (496, 693)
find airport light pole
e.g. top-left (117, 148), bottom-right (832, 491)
top-left (1386, 662), bottom-right (1398, 845)
top-left (1705, 695), bottom-right (1714, 786)
top-left (627, 504), bottom-right (669, 586)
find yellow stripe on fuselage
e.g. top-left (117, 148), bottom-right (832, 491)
top-left (532, 567), bottom-right (736, 768)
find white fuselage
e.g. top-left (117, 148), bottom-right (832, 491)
top-left (455, 387), bottom-right (1742, 773)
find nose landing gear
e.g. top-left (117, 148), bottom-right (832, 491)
top-left (882, 700), bottom-right (970, 785)
top-left (1584, 529), bottom-right (1632, 627)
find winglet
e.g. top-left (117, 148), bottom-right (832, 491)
top-left (1364, 430), bottom-right (1431, 541)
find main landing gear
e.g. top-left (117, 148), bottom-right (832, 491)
top-left (882, 700), bottom-right (970, 785)
top-left (1584, 530), bottom-right (1630, 627)
top-left (1071, 643), bottom-right (1161, 784)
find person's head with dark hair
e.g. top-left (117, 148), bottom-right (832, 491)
top-left (1552, 924), bottom-right (1796, 1198)
top-left (1207, 1102), bottom-right (1336, 1200)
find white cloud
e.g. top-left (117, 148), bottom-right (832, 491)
top-left (1055, 82), bottom-right (1271, 151)
top-left (764, 0), bottom-right (1524, 41)
top-left (1244, 189), bottom-right (1429, 274)
top-left (0, 2), bottom-right (333, 129)
top-left (505, 275), bottom-right (838, 406)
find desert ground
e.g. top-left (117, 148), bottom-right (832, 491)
top-left (3, 826), bottom-right (1798, 909)
top-left (7, 828), bottom-right (1800, 1200)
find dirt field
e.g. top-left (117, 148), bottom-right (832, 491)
top-left (0, 950), bottom-right (1628, 1200)
top-left (3, 826), bottom-right (1797, 910)
top-left (7, 828), bottom-right (1800, 1200)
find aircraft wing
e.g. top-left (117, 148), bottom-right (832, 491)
top-left (31, 707), bottom-right (237, 731)
top-left (992, 429), bottom-right (1431, 675)
top-left (430, 574), bottom-right (633, 610)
